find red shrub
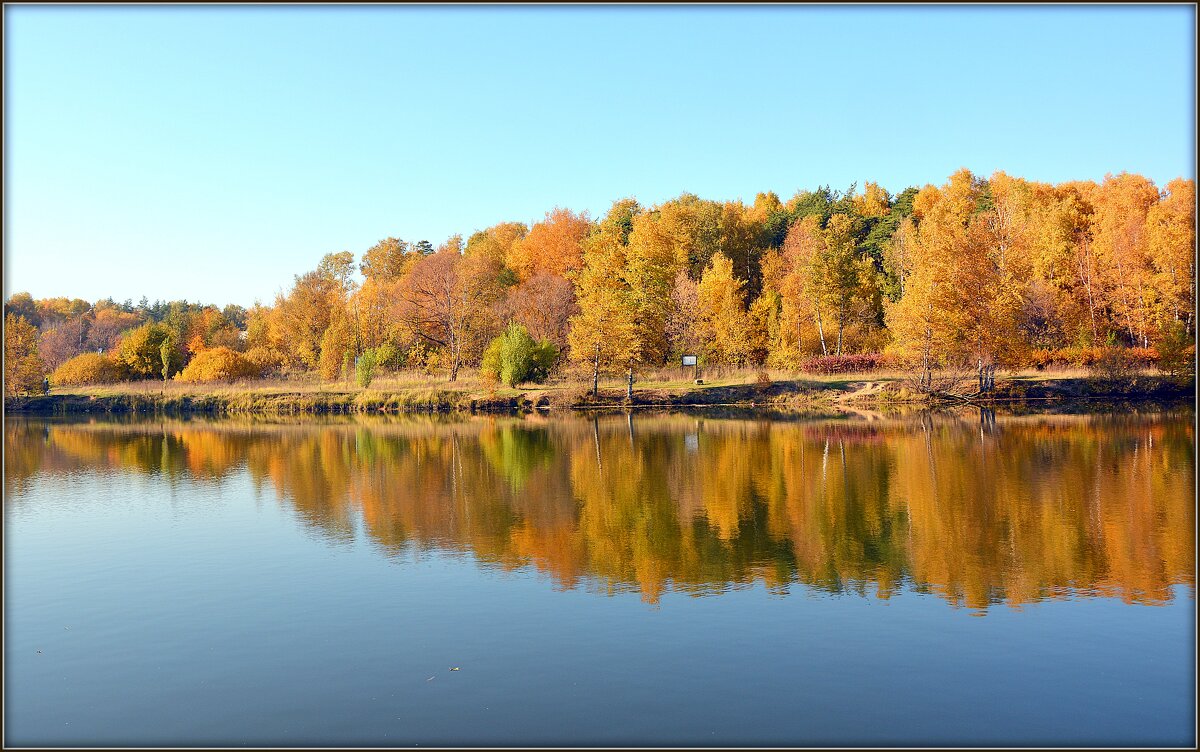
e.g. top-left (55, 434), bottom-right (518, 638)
top-left (799, 353), bottom-right (882, 374)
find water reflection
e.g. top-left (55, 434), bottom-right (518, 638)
top-left (5, 409), bottom-right (1194, 610)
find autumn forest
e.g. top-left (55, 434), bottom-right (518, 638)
top-left (4, 169), bottom-right (1196, 396)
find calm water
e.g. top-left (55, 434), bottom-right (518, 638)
top-left (4, 407), bottom-right (1195, 747)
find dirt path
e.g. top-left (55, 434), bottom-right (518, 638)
top-left (836, 380), bottom-right (886, 403)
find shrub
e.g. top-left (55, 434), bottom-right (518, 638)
top-left (1026, 346), bottom-right (1158, 371)
top-left (243, 346), bottom-right (283, 376)
top-left (754, 370), bottom-right (771, 391)
top-left (481, 323), bottom-right (559, 387)
top-left (51, 352), bottom-right (125, 386)
top-left (375, 342), bottom-right (403, 370)
top-left (480, 338), bottom-right (502, 385)
top-left (1090, 347), bottom-right (1134, 379)
top-left (356, 348), bottom-right (380, 388)
top-left (529, 340), bottom-right (559, 383)
top-left (175, 347), bottom-right (261, 383)
top-left (798, 353), bottom-right (882, 375)
top-left (318, 319), bottom-right (353, 381)
top-left (1086, 333), bottom-right (1158, 380)
top-left (1157, 321), bottom-right (1196, 379)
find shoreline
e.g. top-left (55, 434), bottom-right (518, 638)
top-left (4, 374), bottom-right (1194, 416)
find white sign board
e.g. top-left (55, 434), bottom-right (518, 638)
top-left (682, 355), bottom-right (698, 367)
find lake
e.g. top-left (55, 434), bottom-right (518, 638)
top-left (3, 407), bottom-right (1195, 747)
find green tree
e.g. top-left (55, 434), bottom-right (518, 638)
top-left (355, 348), bottom-right (380, 388)
top-left (481, 322), bottom-right (558, 387)
top-left (116, 322), bottom-right (178, 379)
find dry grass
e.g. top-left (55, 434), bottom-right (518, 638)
top-left (46, 364), bottom-right (1169, 404)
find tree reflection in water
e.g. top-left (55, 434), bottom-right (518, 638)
top-left (6, 409), bottom-right (1193, 610)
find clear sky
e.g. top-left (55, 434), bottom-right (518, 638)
top-left (4, 4), bottom-right (1195, 308)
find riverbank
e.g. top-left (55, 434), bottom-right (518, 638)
top-left (4, 371), bottom-right (1194, 416)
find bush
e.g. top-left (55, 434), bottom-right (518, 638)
top-left (1157, 321), bottom-right (1196, 379)
top-left (51, 352), bottom-right (125, 386)
top-left (175, 347), bottom-right (261, 383)
top-left (356, 348), bottom-right (380, 388)
top-left (529, 339), bottom-right (559, 383)
top-left (480, 323), bottom-right (558, 387)
top-left (1090, 347), bottom-right (1134, 379)
top-left (1085, 333), bottom-right (1158, 380)
top-left (243, 346), bottom-right (283, 376)
top-left (374, 342), bottom-right (403, 370)
top-left (798, 353), bottom-right (883, 375)
top-left (1027, 346), bottom-right (1158, 371)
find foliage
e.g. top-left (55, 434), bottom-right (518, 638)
top-left (481, 322), bottom-right (558, 387)
top-left (6, 169), bottom-right (1196, 387)
top-left (5, 313), bottom-right (46, 396)
top-left (116, 322), bottom-right (182, 379)
top-left (175, 347), bottom-right (262, 383)
top-left (798, 353), bottom-right (895, 374)
top-left (356, 348), bottom-right (380, 388)
top-left (1156, 321), bottom-right (1196, 380)
top-left (50, 352), bottom-right (125, 385)
top-left (374, 342), bottom-right (402, 370)
top-left (243, 346), bottom-right (283, 376)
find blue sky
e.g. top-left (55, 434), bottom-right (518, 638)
top-left (4, 4), bottom-right (1195, 307)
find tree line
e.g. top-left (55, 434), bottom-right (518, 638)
top-left (5, 169), bottom-right (1195, 395)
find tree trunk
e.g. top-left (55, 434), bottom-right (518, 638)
top-left (449, 350), bottom-right (460, 382)
top-left (592, 344), bottom-right (601, 397)
top-left (626, 367), bottom-right (634, 401)
top-left (815, 310), bottom-right (828, 356)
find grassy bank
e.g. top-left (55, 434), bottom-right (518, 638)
top-left (5, 368), bottom-right (1194, 416)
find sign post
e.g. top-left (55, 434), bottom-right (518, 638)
top-left (682, 354), bottom-right (699, 381)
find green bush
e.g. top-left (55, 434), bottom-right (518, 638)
top-left (356, 348), bottom-right (380, 388)
top-left (374, 342), bottom-right (403, 370)
top-left (116, 322), bottom-right (183, 379)
top-left (529, 339), bottom-right (558, 383)
top-left (480, 323), bottom-right (558, 387)
top-left (1157, 321), bottom-right (1196, 380)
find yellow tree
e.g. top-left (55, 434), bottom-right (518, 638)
top-left (507, 209), bottom-right (591, 280)
top-left (568, 231), bottom-right (639, 396)
top-left (5, 313), bottom-right (45, 396)
top-left (1089, 173), bottom-right (1160, 347)
top-left (695, 253), bottom-right (750, 365)
top-left (717, 200), bottom-right (763, 293)
top-left (885, 169), bottom-right (1022, 388)
top-left (1037, 182), bottom-right (1105, 345)
top-left (466, 221), bottom-right (528, 273)
top-left (274, 253), bottom-right (356, 370)
top-left (779, 215), bottom-right (825, 359)
top-left (360, 237), bottom-right (417, 283)
top-left (628, 193), bottom-right (721, 279)
top-left (625, 208), bottom-right (689, 365)
top-left (1146, 178), bottom-right (1196, 336)
top-left (853, 181), bottom-right (891, 219)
